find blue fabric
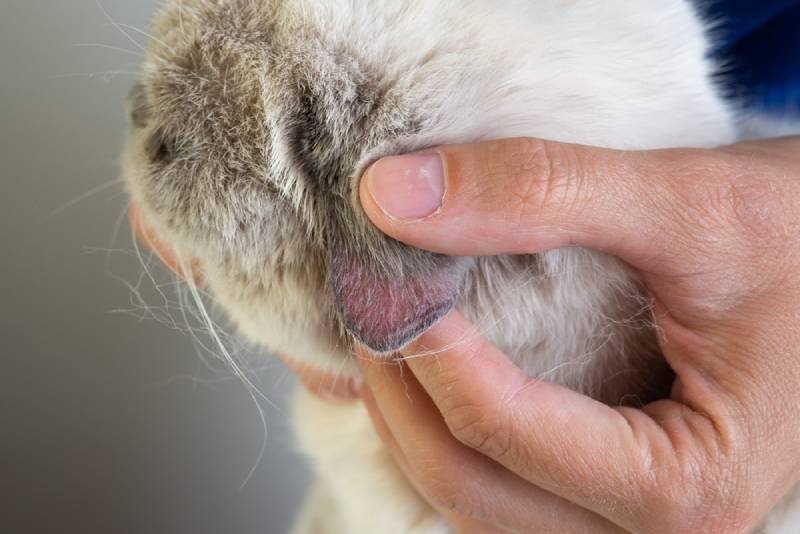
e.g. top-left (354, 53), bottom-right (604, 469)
top-left (700, 0), bottom-right (800, 112)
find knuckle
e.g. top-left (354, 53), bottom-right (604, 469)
top-left (447, 391), bottom-right (546, 473)
top-left (661, 150), bottom-right (799, 303)
top-left (441, 372), bottom-right (532, 463)
top-left (712, 451), bottom-right (762, 532)
top-left (418, 466), bottom-right (477, 517)
top-left (431, 337), bottom-right (490, 413)
top-left (679, 153), bottom-right (793, 256)
top-left (444, 401), bottom-right (512, 460)
top-left (657, 446), bottom-right (758, 533)
top-left (486, 138), bottom-right (590, 223)
top-left (718, 176), bottom-right (790, 252)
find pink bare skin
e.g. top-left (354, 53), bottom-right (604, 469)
top-left (356, 136), bottom-right (800, 533)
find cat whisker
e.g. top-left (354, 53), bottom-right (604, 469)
top-left (95, 0), bottom-right (146, 54)
top-left (104, 206), bottom-right (132, 269)
top-left (116, 23), bottom-right (175, 54)
top-left (133, 236), bottom-right (177, 321)
top-left (72, 42), bottom-right (143, 57)
top-left (174, 284), bottom-right (242, 373)
top-left (47, 179), bottom-right (124, 218)
top-left (111, 277), bottom-right (176, 329)
top-left (143, 373), bottom-right (237, 391)
top-left (119, 239), bottom-right (279, 490)
top-left (180, 267), bottom-right (277, 490)
top-left (49, 70), bottom-right (141, 82)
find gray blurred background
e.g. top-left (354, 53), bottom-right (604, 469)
top-left (1, 2), bottom-right (310, 532)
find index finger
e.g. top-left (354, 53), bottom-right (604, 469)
top-left (400, 311), bottom-right (722, 533)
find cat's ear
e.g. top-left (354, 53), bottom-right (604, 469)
top-left (330, 246), bottom-right (468, 354)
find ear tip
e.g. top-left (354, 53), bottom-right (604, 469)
top-left (329, 245), bottom-right (468, 357)
top-left (344, 298), bottom-right (456, 355)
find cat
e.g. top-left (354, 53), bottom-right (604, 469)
top-left (122, 1), bottom-right (798, 532)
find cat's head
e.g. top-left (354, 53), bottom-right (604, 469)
top-left (124, 0), bottom-right (479, 375)
top-left (124, 0), bottom-right (734, 375)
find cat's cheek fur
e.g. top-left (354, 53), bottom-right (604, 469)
top-left (203, 263), bottom-right (361, 378)
top-left (291, 389), bottom-right (451, 534)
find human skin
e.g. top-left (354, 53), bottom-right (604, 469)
top-left (356, 136), bottom-right (800, 533)
top-left (131, 136), bottom-right (800, 531)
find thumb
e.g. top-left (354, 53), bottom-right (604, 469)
top-left (359, 137), bottom-right (717, 275)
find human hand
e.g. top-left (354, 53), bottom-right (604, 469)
top-left (356, 137), bottom-right (800, 533)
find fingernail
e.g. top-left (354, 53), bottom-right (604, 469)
top-left (366, 152), bottom-right (445, 220)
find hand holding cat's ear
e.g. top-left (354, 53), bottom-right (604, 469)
top-left (358, 340), bottom-right (624, 534)
top-left (358, 136), bottom-right (800, 532)
top-left (360, 137), bottom-right (800, 280)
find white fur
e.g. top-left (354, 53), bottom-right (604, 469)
top-left (205, 0), bottom-right (737, 379)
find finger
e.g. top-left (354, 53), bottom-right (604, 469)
top-left (361, 384), bottom-right (497, 533)
top-left (362, 386), bottom-right (506, 534)
top-left (400, 311), bottom-right (727, 533)
top-left (445, 516), bottom-right (508, 534)
top-left (359, 137), bottom-right (800, 276)
top-left (359, 353), bottom-right (625, 534)
top-left (721, 135), bottom-right (800, 163)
